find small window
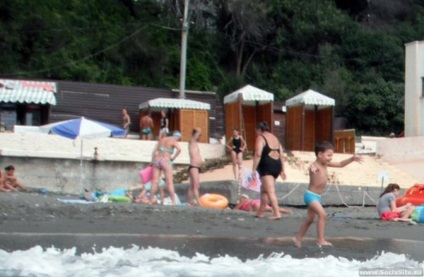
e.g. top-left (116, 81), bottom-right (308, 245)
top-left (0, 104), bottom-right (17, 131)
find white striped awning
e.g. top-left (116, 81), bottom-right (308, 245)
top-left (223, 85), bottom-right (274, 104)
top-left (285, 89), bottom-right (335, 107)
top-left (0, 79), bottom-right (57, 105)
top-left (139, 98), bottom-right (210, 110)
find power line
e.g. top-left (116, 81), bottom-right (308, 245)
top-left (1, 26), bottom-right (148, 77)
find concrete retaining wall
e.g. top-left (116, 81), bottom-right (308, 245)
top-left (1, 156), bottom-right (146, 194)
top-left (175, 181), bottom-right (389, 207)
top-left (0, 132), bottom-right (417, 206)
top-left (0, 132), bottom-right (226, 194)
top-left (376, 136), bottom-right (424, 163)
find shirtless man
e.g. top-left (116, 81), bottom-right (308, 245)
top-left (140, 113), bottom-right (154, 140)
top-left (187, 128), bottom-right (203, 205)
top-left (122, 108), bottom-right (131, 138)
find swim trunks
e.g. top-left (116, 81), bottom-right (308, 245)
top-left (304, 190), bottom-right (322, 205)
top-left (142, 128), bottom-right (152, 135)
top-left (188, 165), bottom-right (202, 173)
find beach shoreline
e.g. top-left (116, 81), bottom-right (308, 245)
top-left (0, 191), bottom-right (421, 245)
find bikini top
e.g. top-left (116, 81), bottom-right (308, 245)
top-left (158, 146), bottom-right (174, 154)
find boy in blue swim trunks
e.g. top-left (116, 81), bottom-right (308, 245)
top-left (293, 141), bottom-right (363, 247)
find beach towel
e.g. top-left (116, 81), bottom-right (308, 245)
top-left (108, 188), bottom-right (126, 196)
top-left (240, 167), bottom-right (261, 192)
top-left (57, 198), bottom-right (95, 204)
top-left (108, 195), bottom-right (132, 203)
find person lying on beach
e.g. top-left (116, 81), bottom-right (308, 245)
top-left (377, 183), bottom-right (416, 224)
top-left (126, 179), bottom-right (166, 204)
top-left (233, 194), bottom-right (293, 215)
top-left (3, 165), bottom-right (28, 191)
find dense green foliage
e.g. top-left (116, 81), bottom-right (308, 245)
top-left (1, 0), bottom-right (424, 135)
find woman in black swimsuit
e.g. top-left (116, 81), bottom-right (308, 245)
top-left (252, 122), bottom-right (286, 220)
top-left (226, 128), bottom-right (246, 179)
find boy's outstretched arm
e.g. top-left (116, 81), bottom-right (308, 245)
top-left (328, 154), bottom-right (363, 168)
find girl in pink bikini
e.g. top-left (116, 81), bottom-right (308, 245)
top-left (234, 194), bottom-right (293, 215)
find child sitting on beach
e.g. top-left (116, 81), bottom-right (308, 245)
top-left (233, 194), bottom-right (293, 215)
top-left (377, 183), bottom-right (416, 223)
top-left (3, 165), bottom-right (28, 191)
top-left (0, 171), bottom-right (11, 192)
top-left (293, 141), bottom-right (363, 248)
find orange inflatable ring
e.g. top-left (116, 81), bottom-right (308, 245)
top-left (199, 193), bottom-right (228, 209)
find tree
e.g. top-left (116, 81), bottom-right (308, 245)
top-left (217, 0), bottom-right (272, 78)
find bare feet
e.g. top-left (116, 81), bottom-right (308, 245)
top-left (293, 237), bottom-right (302, 248)
top-left (255, 213), bottom-right (265, 218)
top-left (268, 215), bottom-right (282, 220)
top-left (281, 209), bottom-right (293, 215)
top-left (393, 218), bottom-right (415, 223)
top-left (317, 240), bottom-right (333, 247)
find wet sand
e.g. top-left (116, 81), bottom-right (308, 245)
top-left (0, 191), bottom-right (421, 252)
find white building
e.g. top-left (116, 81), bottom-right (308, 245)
top-left (404, 40), bottom-right (424, 137)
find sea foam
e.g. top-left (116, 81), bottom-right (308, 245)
top-left (0, 246), bottom-right (422, 277)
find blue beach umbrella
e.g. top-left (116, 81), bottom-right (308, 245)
top-left (47, 117), bottom-right (125, 139)
top-left (40, 117), bottom-right (125, 192)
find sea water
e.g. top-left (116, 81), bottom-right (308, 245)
top-left (0, 246), bottom-right (423, 277)
top-left (0, 236), bottom-right (423, 277)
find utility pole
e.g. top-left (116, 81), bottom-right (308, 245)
top-left (179, 0), bottom-right (190, 99)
